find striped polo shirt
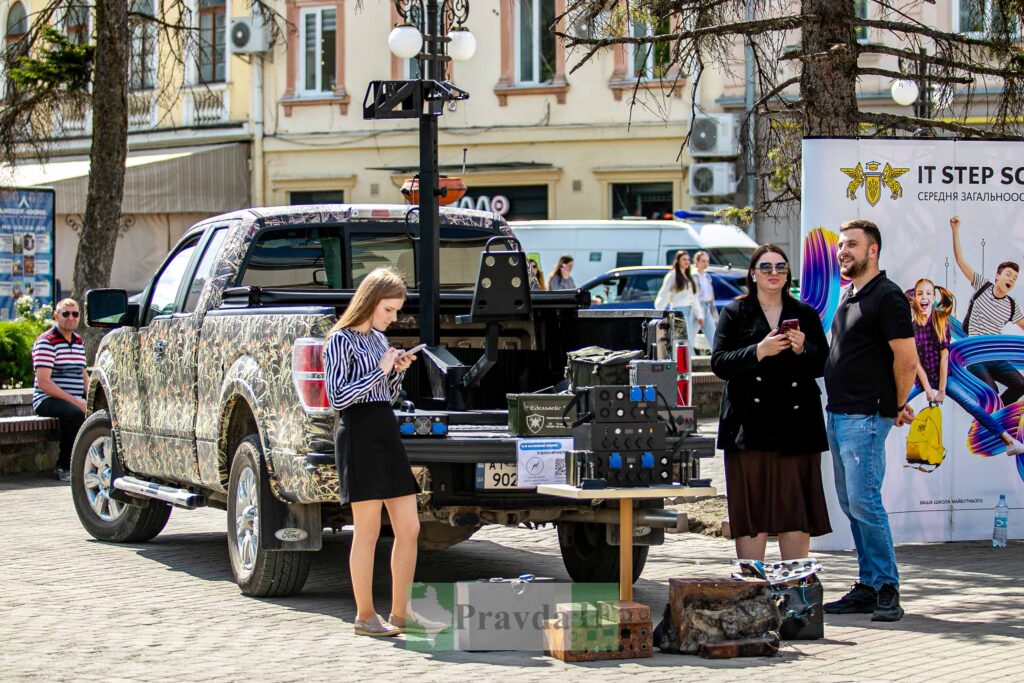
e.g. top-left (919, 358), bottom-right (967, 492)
top-left (965, 273), bottom-right (1023, 336)
top-left (32, 327), bottom-right (87, 409)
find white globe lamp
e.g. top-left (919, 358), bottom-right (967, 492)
top-left (388, 23), bottom-right (423, 60)
top-left (447, 26), bottom-right (477, 62)
top-left (891, 79), bottom-right (920, 107)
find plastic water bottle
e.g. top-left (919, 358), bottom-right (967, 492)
top-left (993, 495), bottom-right (1009, 548)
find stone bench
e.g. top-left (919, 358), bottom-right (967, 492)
top-left (0, 390), bottom-right (60, 476)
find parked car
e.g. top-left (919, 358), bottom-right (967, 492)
top-left (581, 265), bottom-right (748, 312)
top-left (510, 218), bottom-right (757, 284)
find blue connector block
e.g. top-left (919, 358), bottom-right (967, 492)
top-left (644, 385), bottom-right (656, 402)
top-left (399, 422), bottom-right (415, 435)
top-left (630, 385), bottom-right (642, 402)
top-left (431, 421), bottom-right (448, 436)
top-left (641, 452), bottom-right (655, 469)
top-left (609, 452), bottom-right (623, 469)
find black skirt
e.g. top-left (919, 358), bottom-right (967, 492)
top-left (724, 449), bottom-right (832, 539)
top-left (335, 402), bottom-right (419, 504)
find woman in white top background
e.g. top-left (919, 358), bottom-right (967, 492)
top-left (694, 250), bottom-right (719, 351)
top-left (655, 250), bottom-right (704, 358)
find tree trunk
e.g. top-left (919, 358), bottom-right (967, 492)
top-left (73, 0), bottom-right (130, 359)
top-left (800, 0), bottom-right (859, 137)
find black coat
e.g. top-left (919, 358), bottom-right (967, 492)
top-left (711, 295), bottom-right (829, 455)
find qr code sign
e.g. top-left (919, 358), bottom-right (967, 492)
top-left (554, 456), bottom-right (566, 478)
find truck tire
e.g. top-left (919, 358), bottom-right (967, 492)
top-left (556, 521), bottom-right (649, 584)
top-left (227, 435), bottom-right (311, 597)
top-left (71, 410), bottom-right (172, 543)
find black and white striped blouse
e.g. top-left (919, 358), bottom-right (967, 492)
top-left (323, 327), bottom-right (405, 411)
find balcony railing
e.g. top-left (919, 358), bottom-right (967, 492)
top-left (127, 90), bottom-right (157, 130)
top-left (54, 97), bottom-right (92, 137)
top-left (183, 83), bottom-right (229, 126)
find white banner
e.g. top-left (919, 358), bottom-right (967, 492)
top-left (801, 138), bottom-right (1024, 549)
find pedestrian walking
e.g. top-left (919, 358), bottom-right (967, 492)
top-left (655, 250), bottom-right (703, 358)
top-left (823, 220), bottom-right (918, 623)
top-left (547, 254), bottom-right (576, 290)
top-left (694, 250), bottom-right (719, 351)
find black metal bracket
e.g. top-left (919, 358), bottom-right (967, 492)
top-left (363, 79), bottom-right (470, 120)
top-left (459, 321), bottom-right (500, 390)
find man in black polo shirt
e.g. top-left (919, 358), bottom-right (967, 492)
top-left (823, 220), bottom-right (918, 623)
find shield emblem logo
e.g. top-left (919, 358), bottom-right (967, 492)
top-left (526, 414), bottom-right (545, 434)
top-left (865, 173), bottom-right (882, 206)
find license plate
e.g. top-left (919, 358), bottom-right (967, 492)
top-left (475, 463), bottom-right (527, 489)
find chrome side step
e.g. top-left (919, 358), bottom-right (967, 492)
top-left (113, 476), bottom-right (206, 510)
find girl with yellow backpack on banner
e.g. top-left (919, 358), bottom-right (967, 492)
top-left (905, 280), bottom-right (953, 471)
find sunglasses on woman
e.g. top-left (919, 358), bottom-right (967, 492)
top-left (755, 262), bottom-right (789, 275)
top-left (61, 310), bottom-right (80, 318)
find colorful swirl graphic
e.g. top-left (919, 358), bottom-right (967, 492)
top-left (801, 227), bottom-right (848, 330)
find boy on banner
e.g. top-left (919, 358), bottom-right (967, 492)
top-left (949, 216), bottom-right (1024, 406)
top-left (823, 220), bottom-right (917, 623)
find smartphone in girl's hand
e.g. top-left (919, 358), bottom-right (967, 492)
top-left (777, 319), bottom-right (800, 335)
top-left (398, 342), bottom-right (427, 358)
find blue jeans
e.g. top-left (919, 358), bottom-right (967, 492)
top-left (826, 411), bottom-right (899, 589)
top-left (699, 301), bottom-right (717, 352)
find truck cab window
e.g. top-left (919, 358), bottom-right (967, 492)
top-left (351, 234), bottom-right (414, 287)
top-left (184, 228), bottom-right (228, 313)
top-left (146, 240), bottom-right (199, 324)
top-left (240, 228), bottom-right (343, 289)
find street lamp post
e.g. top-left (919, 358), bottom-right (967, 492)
top-left (890, 47), bottom-right (934, 121)
top-left (366, 0), bottom-right (475, 348)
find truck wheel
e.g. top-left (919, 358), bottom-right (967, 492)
top-left (71, 410), bottom-right (172, 543)
top-left (227, 435), bottom-right (311, 597)
top-left (556, 521), bottom-right (649, 584)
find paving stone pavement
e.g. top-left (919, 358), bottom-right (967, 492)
top-left (2, 448), bottom-right (1022, 682)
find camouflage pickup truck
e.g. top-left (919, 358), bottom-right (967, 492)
top-left (74, 204), bottom-right (713, 597)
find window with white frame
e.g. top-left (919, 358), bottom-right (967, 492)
top-left (63, 3), bottom-right (90, 45)
top-left (129, 0), bottom-right (157, 91)
top-left (198, 0), bottom-right (226, 83)
top-left (630, 15), bottom-right (671, 79)
top-left (516, 0), bottom-right (556, 84)
top-left (854, 0), bottom-right (869, 43)
top-left (299, 6), bottom-right (337, 94)
top-left (955, 0), bottom-right (1020, 35)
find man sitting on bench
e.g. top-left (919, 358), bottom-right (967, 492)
top-left (32, 298), bottom-right (88, 482)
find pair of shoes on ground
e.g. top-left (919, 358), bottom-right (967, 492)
top-left (53, 467), bottom-right (71, 483)
top-left (353, 612), bottom-right (450, 637)
top-left (824, 582), bottom-right (905, 622)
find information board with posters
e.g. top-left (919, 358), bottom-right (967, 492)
top-left (801, 138), bottom-right (1024, 548)
top-left (0, 188), bottom-right (56, 320)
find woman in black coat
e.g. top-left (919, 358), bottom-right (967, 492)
top-left (711, 243), bottom-right (832, 561)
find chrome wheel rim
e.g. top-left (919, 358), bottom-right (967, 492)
top-left (234, 465), bottom-right (259, 574)
top-left (83, 435), bottom-right (125, 522)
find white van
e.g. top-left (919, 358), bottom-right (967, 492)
top-left (509, 218), bottom-right (758, 284)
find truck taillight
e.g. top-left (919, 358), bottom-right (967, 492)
top-left (675, 342), bottom-right (692, 407)
top-left (293, 338), bottom-right (331, 412)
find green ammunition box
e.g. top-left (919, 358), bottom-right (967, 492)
top-left (507, 393), bottom-right (575, 436)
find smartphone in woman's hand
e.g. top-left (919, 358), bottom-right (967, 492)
top-left (777, 318), bottom-right (800, 335)
top-left (398, 342), bottom-right (427, 358)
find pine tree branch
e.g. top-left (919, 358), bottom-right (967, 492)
top-left (857, 67), bottom-right (975, 85)
top-left (558, 14), bottom-right (810, 49)
top-left (857, 43), bottom-right (1024, 79)
top-left (854, 17), bottom-right (1016, 51)
top-left (857, 111), bottom-right (1016, 138)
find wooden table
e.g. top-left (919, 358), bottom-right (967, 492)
top-left (537, 484), bottom-right (717, 601)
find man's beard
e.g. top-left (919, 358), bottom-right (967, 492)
top-left (840, 256), bottom-right (868, 279)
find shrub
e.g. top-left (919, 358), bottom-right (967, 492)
top-left (0, 318), bottom-right (51, 389)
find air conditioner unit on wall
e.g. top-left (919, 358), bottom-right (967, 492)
top-left (229, 17), bottom-right (269, 54)
top-left (688, 163), bottom-right (737, 197)
top-left (688, 112), bottom-right (740, 158)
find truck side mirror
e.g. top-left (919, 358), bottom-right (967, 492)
top-left (86, 289), bottom-right (136, 328)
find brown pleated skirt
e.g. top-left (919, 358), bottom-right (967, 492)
top-left (724, 449), bottom-right (832, 538)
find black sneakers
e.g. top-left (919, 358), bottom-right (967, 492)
top-left (53, 467), bottom-right (71, 483)
top-left (871, 583), bottom-right (905, 622)
top-left (824, 582), bottom-right (877, 614)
